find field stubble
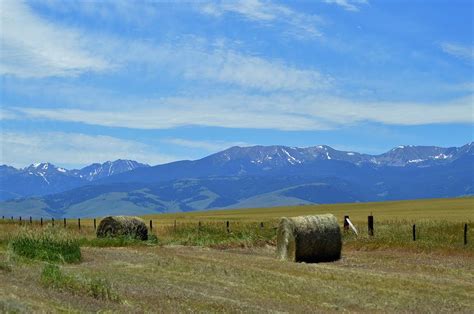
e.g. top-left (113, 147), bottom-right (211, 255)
top-left (0, 197), bottom-right (473, 312)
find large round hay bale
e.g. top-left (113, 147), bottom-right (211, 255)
top-left (276, 214), bottom-right (341, 263)
top-left (96, 216), bottom-right (148, 240)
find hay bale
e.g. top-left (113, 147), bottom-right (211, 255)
top-left (276, 214), bottom-right (341, 263)
top-left (96, 216), bottom-right (148, 240)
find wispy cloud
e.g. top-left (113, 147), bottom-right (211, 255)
top-left (163, 138), bottom-right (251, 151)
top-left (97, 36), bottom-right (332, 91)
top-left (0, 1), bottom-right (329, 91)
top-left (199, 0), bottom-right (323, 39)
top-left (0, 131), bottom-right (177, 168)
top-left (174, 45), bottom-right (332, 91)
top-left (323, 0), bottom-right (368, 12)
top-left (440, 42), bottom-right (474, 62)
top-left (10, 93), bottom-right (473, 131)
top-left (0, 0), bottom-right (111, 78)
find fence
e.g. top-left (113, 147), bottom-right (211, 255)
top-left (0, 215), bottom-right (470, 246)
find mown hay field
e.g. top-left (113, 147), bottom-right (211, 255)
top-left (0, 197), bottom-right (473, 312)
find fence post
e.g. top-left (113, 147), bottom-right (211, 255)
top-left (260, 222), bottom-right (264, 229)
top-left (174, 219), bottom-right (177, 232)
top-left (78, 218), bottom-right (81, 230)
top-left (226, 220), bottom-right (230, 233)
top-left (198, 221), bottom-right (201, 232)
top-left (40, 217), bottom-right (43, 227)
top-left (29, 216), bottom-right (32, 224)
top-left (412, 224), bottom-right (416, 241)
top-left (94, 218), bottom-right (97, 230)
top-left (149, 220), bottom-right (153, 231)
top-left (19, 216), bottom-right (22, 225)
top-left (368, 215), bottom-right (374, 236)
top-left (464, 224), bottom-right (468, 245)
top-left (52, 218), bottom-right (54, 227)
top-left (344, 215), bottom-right (349, 231)
top-left (64, 218), bottom-right (66, 228)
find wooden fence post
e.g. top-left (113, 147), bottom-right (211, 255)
top-left (19, 216), bottom-right (22, 225)
top-left (78, 218), bottom-right (81, 230)
top-left (174, 219), bottom-right (177, 232)
top-left (94, 218), bottom-right (97, 230)
top-left (64, 218), bottom-right (66, 228)
top-left (149, 220), bottom-right (153, 231)
top-left (29, 216), bottom-right (32, 224)
top-left (52, 218), bottom-right (54, 227)
top-left (40, 217), bottom-right (43, 227)
top-left (464, 224), bottom-right (468, 245)
top-left (226, 220), bottom-right (230, 233)
top-left (344, 215), bottom-right (349, 231)
top-left (260, 222), bottom-right (264, 229)
top-left (368, 215), bottom-right (374, 236)
top-left (412, 224), bottom-right (416, 241)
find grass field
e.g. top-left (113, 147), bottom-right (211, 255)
top-left (0, 197), bottom-right (473, 312)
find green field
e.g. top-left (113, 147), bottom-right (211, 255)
top-left (1, 197), bottom-right (473, 312)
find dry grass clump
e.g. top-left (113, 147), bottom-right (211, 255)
top-left (97, 216), bottom-right (148, 240)
top-left (277, 214), bottom-right (342, 262)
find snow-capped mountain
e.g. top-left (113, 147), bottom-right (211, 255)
top-left (99, 143), bottom-right (474, 186)
top-left (1, 143), bottom-right (472, 218)
top-left (1, 144), bottom-right (472, 205)
top-left (71, 160), bottom-right (149, 181)
top-left (208, 143), bottom-right (473, 168)
top-left (0, 160), bottom-right (149, 200)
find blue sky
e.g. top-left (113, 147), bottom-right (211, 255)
top-left (1, 0), bottom-right (473, 168)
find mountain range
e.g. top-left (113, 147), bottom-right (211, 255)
top-left (0, 143), bottom-right (472, 218)
top-left (0, 160), bottom-right (148, 200)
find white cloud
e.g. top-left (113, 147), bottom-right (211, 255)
top-left (440, 42), bottom-right (474, 62)
top-left (0, 131), bottom-right (177, 168)
top-left (0, 0), bottom-right (111, 78)
top-left (163, 138), bottom-right (251, 151)
top-left (10, 93), bottom-right (474, 131)
top-left (199, 0), bottom-right (323, 39)
top-left (323, 0), bottom-right (368, 12)
top-left (176, 47), bottom-right (332, 91)
top-left (0, 1), bottom-right (330, 90)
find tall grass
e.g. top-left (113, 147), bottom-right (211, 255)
top-left (79, 234), bottom-right (159, 247)
top-left (159, 221), bottom-right (276, 248)
top-left (41, 264), bottom-right (119, 301)
top-left (343, 220), bottom-right (472, 251)
top-left (9, 227), bottom-right (81, 263)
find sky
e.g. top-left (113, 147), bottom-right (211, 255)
top-left (0, 0), bottom-right (473, 169)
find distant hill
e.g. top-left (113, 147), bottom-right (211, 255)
top-left (0, 143), bottom-right (472, 218)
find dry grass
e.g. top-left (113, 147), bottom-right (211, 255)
top-left (1, 245), bottom-right (472, 312)
top-left (0, 197), bottom-right (473, 312)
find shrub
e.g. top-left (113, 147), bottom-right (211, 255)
top-left (9, 227), bottom-right (81, 263)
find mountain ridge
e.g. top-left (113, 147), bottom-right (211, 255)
top-left (0, 159), bottom-right (149, 200)
top-left (0, 142), bottom-right (472, 217)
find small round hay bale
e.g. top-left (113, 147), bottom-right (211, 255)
top-left (276, 214), bottom-right (341, 263)
top-left (96, 216), bottom-right (148, 240)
